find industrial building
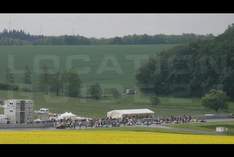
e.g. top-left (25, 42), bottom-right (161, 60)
top-left (4, 99), bottom-right (33, 124)
top-left (107, 109), bottom-right (154, 119)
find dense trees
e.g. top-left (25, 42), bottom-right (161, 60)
top-left (39, 65), bottom-right (50, 94)
top-left (2, 63), bottom-right (84, 98)
top-left (111, 88), bottom-right (121, 99)
top-left (88, 83), bottom-right (103, 100)
top-left (0, 83), bottom-right (18, 91)
top-left (150, 95), bottom-right (160, 106)
top-left (2, 67), bottom-right (18, 91)
top-left (108, 34), bottom-right (214, 45)
top-left (51, 71), bottom-right (64, 96)
top-left (65, 70), bottom-right (82, 97)
top-left (136, 24), bottom-right (234, 99)
top-left (38, 66), bottom-right (82, 97)
top-left (5, 68), bottom-right (14, 84)
top-left (24, 65), bottom-right (32, 84)
top-left (201, 89), bottom-right (228, 112)
top-left (0, 29), bottom-right (214, 45)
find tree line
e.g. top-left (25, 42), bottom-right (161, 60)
top-left (0, 29), bottom-right (214, 45)
top-left (2, 65), bottom-right (122, 100)
top-left (136, 24), bottom-right (234, 99)
top-left (2, 66), bottom-right (82, 97)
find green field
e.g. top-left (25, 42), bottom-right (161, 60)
top-left (1, 90), bottom-right (234, 118)
top-left (172, 121), bottom-right (234, 130)
top-left (171, 121), bottom-right (234, 135)
top-left (0, 44), bottom-right (177, 87)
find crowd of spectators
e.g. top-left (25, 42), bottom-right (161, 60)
top-left (53, 114), bottom-right (195, 129)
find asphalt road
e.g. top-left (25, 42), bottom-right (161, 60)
top-left (206, 118), bottom-right (234, 122)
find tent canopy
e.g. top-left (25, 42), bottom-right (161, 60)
top-left (57, 112), bottom-right (76, 120)
top-left (107, 109), bottom-right (154, 119)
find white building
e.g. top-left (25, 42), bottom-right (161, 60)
top-left (4, 99), bottom-right (33, 124)
top-left (107, 109), bottom-right (154, 119)
top-left (0, 114), bottom-right (8, 124)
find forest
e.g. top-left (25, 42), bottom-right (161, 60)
top-left (136, 24), bottom-right (234, 99)
top-left (0, 29), bottom-right (214, 45)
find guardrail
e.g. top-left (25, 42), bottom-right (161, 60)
top-left (0, 122), bottom-right (54, 129)
top-left (199, 114), bottom-right (234, 120)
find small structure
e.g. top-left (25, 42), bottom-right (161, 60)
top-left (124, 89), bottom-right (136, 95)
top-left (35, 108), bottom-right (49, 121)
top-left (4, 99), bottom-right (33, 124)
top-left (216, 127), bottom-right (229, 133)
top-left (107, 109), bottom-right (154, 119)
top-left (35, 108), bottom-right (49, 114)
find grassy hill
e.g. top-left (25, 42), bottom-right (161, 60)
top-left (1, 44), bottom-right (233, 118)
top-left (0, 44), bottom-right (177, 88)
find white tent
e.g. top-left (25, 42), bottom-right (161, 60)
top-left (57, 112), bottom-right (77, 120)
top-left (74, 116), bottom-right (92, 121)
top-left (107, 109), bottom-right (154, 119)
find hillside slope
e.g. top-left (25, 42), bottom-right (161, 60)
top-left (0, 44), bottom-right (177, 89)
